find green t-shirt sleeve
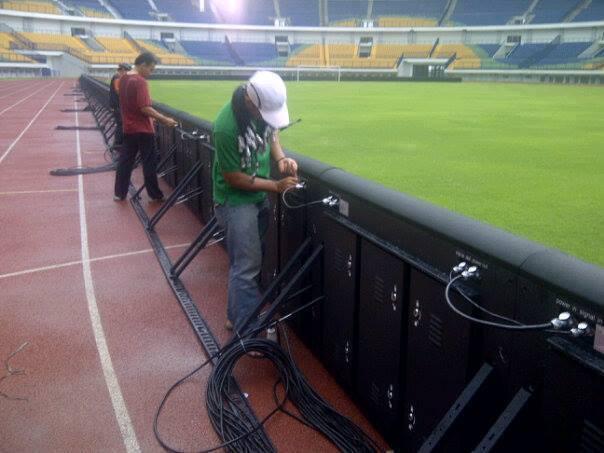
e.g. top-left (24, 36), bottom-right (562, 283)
top-left (214, 130), bottom-right (241, 173)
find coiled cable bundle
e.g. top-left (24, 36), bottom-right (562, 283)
top-left (206, 334), bottom-right (380, 453)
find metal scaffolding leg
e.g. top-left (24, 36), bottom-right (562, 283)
top-left (170, 216), bottom-right (223, 277)
top-left (146, 160), bottom-right (204, 230)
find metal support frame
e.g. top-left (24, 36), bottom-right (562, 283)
top-left (235, 237), bottom-right (323, 338)
top-left (170, 216), bottom-right (223, 277)
top-left (472, 387), bottom-right (532, 452)
top-left (146, 159), bottom-right (204, 230)
top-left (419, 362), bottom-right (494, 452)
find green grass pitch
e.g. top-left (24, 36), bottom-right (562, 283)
top-left (150, 80), bottom-right (604, 268)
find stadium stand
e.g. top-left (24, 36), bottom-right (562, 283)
top-left (65, 0), bottom-right (113, 18)
top-left (573, 0), bottom-right (604, 22)
top-left (211, 0), bottom-right (275, 25)
top-left (136, 39), bottom-right (195, 65)
top-left (280, 0), bottom-right (321, 26)
top-left (448, 0), bottom-right (531, 25)
top-left (286, 44), bottom-right (325, 67)
top-left (0, 31), bottom-right (36, 63)
top-left (524, 41), bottom-right (592, 67)
top-left (96, 36), bottom-right (138, 54)
top-left (372, 0), bottom-right (446, 22)
top-left (531, 0), bottom-right (577, 24)
top-left (106, 0), bottom-right (155, 21)
top-left (21, 32), bottom-right (90, 52)
top-left (230, 42), bottom-right (281, 65)
top-left (153, 0), bottom-right (214, 23)
top-left (1, 0), bottom-right (61, 15)
top-left (328, 0), bottom-right (368, 25)
top-left (180, 40), bottom-right (235, 65)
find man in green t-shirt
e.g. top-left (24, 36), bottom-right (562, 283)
top-left (213, 71), bottom-right (298, 333)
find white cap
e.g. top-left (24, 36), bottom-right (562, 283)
top-left (246, 71), bottom-right (289, 129)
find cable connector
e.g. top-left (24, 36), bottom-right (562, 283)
top-left (550, 312), bottom-right (573, 330)
top-left (570, 321), bottom-right (592, 337)
top-left (461, 265), bottom-right (479, 279)
top-left (295, 181), bottom-right (306, 189)
top-left (322, 196), bottom-right (339, 207)
top-left (453, 262), bottom-right (467, 273)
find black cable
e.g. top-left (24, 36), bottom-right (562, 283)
top-left (445, 276), bottom-right (554, 330)
top-left (154, 299), bottom-right (381, 453)
top-left (281, 185), bottom-right (336, 210)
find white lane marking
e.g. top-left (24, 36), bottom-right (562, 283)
top-left (0, 81), bottom-right (43, 100)
top-left (74, 97), bottom-right (141, 452)
top-left (0, 189), bottom-right (77, 196)
top-left (0, 81), bottom-right (55, 117)
top-left (0, 243), bottom-right (190, 280)
top-left (0, 82), bottom-right (64, 166)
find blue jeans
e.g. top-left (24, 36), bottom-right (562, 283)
top-left (214, 198), bottom-right (270, 333)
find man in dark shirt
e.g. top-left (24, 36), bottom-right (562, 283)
top-left (109, 63), bottom-right (130, 147)
top-left (114, 52), bottom-right (178, 201)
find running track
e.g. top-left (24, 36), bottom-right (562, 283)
top-left (0, 79), bottom-right (386, 452)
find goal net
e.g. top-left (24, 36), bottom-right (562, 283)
top-left (295, 65), bottom-right (342, 82)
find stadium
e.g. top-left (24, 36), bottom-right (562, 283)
top-left (1, 0), bottom-right (603, 452)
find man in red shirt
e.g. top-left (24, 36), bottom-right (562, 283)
top-left (114, 52), bottom-right (178, 201)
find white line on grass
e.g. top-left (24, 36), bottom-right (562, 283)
top-left (74, 98), bottom-right (141, 453)
top-left (0, 82), bottom-right (64, 166)
top-left (0, 243), bottom-right (190, 280)
top-left (0, 81), bottom-right (56, 117)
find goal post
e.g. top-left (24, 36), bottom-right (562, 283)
top-left (295, 65), bottom-right (342, 82)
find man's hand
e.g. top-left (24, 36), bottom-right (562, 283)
top-left (278, 157), bottom-right (298, 177)
top-left (160, 116), bottom-right (178, 128)
top-left (276, 176), bottom-right (299, 193)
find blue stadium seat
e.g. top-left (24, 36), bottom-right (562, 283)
top-left (230, 42), bottom-right (279, 65)
top-left (537, 42), bottom-right (592, 64)
top-left (154, 0), bottom-right (215, 23)
top-left (450, 0), bottom-right (531, 25)
top-left (180, 40), bottom-right (235, 65)
top-left (67, 0), bottom-right (112, 16)
top-left (328, 0), bottom-right (368, 23)
top-left (478, 44), bottom-right (501, 57)
top-left (573, 0), bottom-right (604, 22)
top-left (108, 0), bottom-right (155, 21)
top-left (280, 0), bottom-right (320, 25)
top-left (372, 0), bottom-right (447, 19)
top-left (531, 0), bottom-right (578, 24)
top-left (501, 43), bottom-right (547, 64)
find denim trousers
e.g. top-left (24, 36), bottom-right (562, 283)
top-left (214, 198), bottom-right (270, 332)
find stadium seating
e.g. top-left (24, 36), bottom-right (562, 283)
top-left (153, 0), bottom-right (214, 23)
top-left (22, 32), bottom-right (89, 52)
top-left (449, 0), bottom-right (531, 25)
top-left (573, 0), bottom-right (604, 22)
top-left (286, 44), bottom-right (325, 67)
top-left (1, 0), bottom-right (61, 15)
top-left (211, 0), bottom-right (275, 25)
top-left (531, 41), bottom-right (592, 66)
top-left (107, 0), bottom-right (155, 21)
top-left (96, 37), bottom-right (138, 54)
top-left (377, 17), bottom-right (438, 27)
top-left (65, 0), bottom-right (113, 18)
top-left (0, 31), bottom-right (36, 63)
top-left (328, 0), bottom-right (367, 25)
top-left (136, 39), bottom-right (195, 65)
top-left (531, 0), bottom-right (576, 24)
top-left (180, 40), bottom-right (235, 65)
top-left (230, 42), bottom-right (280, 65)
top-left (372, 0), bottom-right (446, 21)
top-left (280, 0), bottom-right (320, 26)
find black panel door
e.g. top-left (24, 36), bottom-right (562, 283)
top-left (357, 239), bottom-right (406, 448)
top-left (404, 269), bottom-right (472, 451)
top-left (321, 216), bottom-right (358, 390)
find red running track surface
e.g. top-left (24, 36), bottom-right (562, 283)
top-left (0, 79), bottom-right (388, 452)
